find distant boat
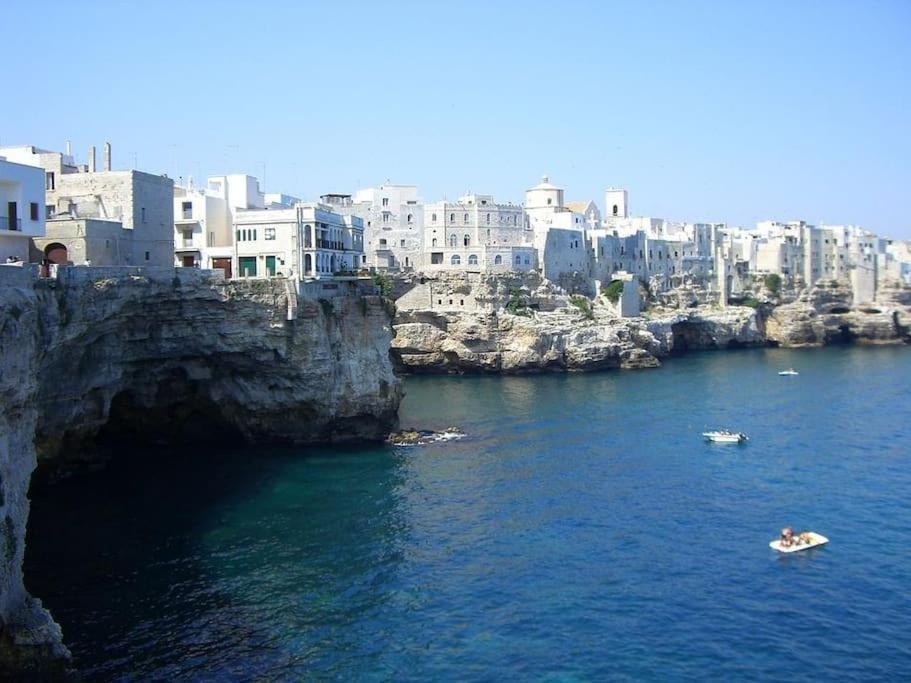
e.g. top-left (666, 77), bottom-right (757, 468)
top-left (778, 368), bottom-right (799, 376)
top-left (703, 430), bottom-right (748, 444)
top-left (770, 532), bottom-right (828, 553)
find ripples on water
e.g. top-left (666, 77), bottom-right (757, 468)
top-left (25, 347), bottom-right (911, 680)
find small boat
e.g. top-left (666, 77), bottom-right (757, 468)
top-left (769, 532), bottom-right (828, 553)
top-left (702, 430), bottom-right (748, 443)
top-left (778, 368), bottom-right (799, 376)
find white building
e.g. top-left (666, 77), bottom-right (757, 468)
top-left (338, 183), bottom-right (424, 271)
top-left (524, 176), bottom-right (590, 282)
top-left (174, 174), bottom-right (267, 277)
top-left (0, 157), bottom-right (46, 262)
top-left (233, 202), bottom-right (363, 279)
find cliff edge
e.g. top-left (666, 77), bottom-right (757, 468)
top-left (0, 267), bottom-right (401, 673)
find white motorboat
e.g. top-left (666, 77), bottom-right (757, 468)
top-left (778, 368), bottom-right (799, 376)
top-left (702, 430), bottom-right (748, 444)
top-left (769, 532), bottom-right (828, 553)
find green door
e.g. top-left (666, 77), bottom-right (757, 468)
top-left (266, 255), bottom-right (276, 276)
top-left (239, 256), bottom-right (257, 277)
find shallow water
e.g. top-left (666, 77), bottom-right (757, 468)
top-left (25, 346), bottom-right (911, 680)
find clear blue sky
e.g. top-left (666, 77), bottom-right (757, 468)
top-left (5, 1), bottom-right (910, 236)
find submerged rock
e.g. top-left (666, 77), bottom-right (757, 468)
top-left (386, 427), bottom-right (466, 446)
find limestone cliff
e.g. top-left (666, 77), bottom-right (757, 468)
top-left (392, 305), bottom-right (764, 373)
top-left (0, 266), bottom-right (400, 673)
top-left (391, 272), bottom-right (909, 374)
top-left (765, 281), bottom-right (911, 346)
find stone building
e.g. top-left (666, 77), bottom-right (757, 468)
top-left (0, 143), bottom-right (173, 266)
top-left (524, 176), bottom-right (590, 282)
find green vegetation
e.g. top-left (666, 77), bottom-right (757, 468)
top-left (371, 272), bottom-right (393, 298)
top-left (741, 296), bottom-right (761, 308)
top-left (603, 279), bottom-right (624, 303)
top-left (764, 273), bottom-right (781, 295)
top-left (570, 295), bottom-right (594, 320)
top-left (506, 288), bottom-right (531, 317)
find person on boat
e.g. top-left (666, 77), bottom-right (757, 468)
top-left (780, 527), bottom-right (795, 547)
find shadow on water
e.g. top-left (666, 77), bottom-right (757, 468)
top-left (24, 439), bottom-right (406, 679)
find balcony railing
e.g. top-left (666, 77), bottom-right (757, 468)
top-left (0, 217), bottom-right (22, 231)
top-left (182, 209), bottom-right (193, 219)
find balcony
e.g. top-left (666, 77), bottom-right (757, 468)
top-left (0, 217), bottom-right (22, 231)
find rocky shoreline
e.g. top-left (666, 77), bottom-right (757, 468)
top-left (391, 278), bottom-right (910, 374)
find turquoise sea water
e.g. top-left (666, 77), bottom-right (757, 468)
top-left (25, 346), bottom-right (911, 680)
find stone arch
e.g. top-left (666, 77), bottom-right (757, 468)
top-left (44, 243), bottom-right (68, 265)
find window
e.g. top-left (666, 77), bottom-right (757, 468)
top-left (379, 238), bottom-right (387, 246)
top-left (46, 205), bottom-right (55, 219)
top-left (181, 201), bottom-right (192, 219)
top-left (463, 234), bottom-right (470, 247)
top-left (515, 255), bottom-right (521, 264)
top-left (407, 213), bottom-right (413, 224)
top-left (141, 207), bottom-right (147, 223)
top-left (45, 172), bottom-right (55, 191)
top-left (524, 257), bottom-right (530, 265)
top-left (451, 255), bottom-right (461, 265)
top-left (400, 239), bottom-right (405, 247)
top-left (547, 198), bottom-right (552, 205)
top-left (432, 238), bottom-right (438, 247)
top-left (265, 227), bottom-right (276, 240)
top-left (145, 251), bottom-right (150, 261)
top-left (450, 213), bottom-right (455, 222)
top-left (486, 213), bottom-right (490, 224)
top-left (463, 213), bottom-right (469, 223)
top-left (613, 204), bottom-right (619, 216)
top-left (449, 235), bottom-right (457, 247)
top-left (432, 213), bottom-right (437, 222)
top-left (239, 256), bottom-right (257, 277)
top-left (468, 254), bottom-right (478, 265)
top-left (431, 252), bottom-right (443, 264)
top-left (382, 197), bottom-right (389, 207)
top-left (494, 255), bottom-right (503, 265)
top-left (30, 203), bottom-right (39, 221)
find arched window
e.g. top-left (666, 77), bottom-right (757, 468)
top-left (407, 213), bottom-right (413, 224)
top-left (463, 213), bottom-right (469, 223)
top-left (515, 255), bottom-right (521, 265)
top-left (450, 213), bottom-right (455, 222)
top-left (486, 213), bottom-right (490, 224)
top-left (463, 234), bottom-right (470, 247)
top-left (524, 257), bottom-right (530, 265)
top-left (449, 234), bottom-right (457, 247)
top-left (451, 254), bottom-right (461, 265)
top-left (494, 255), bottom-right (503, 265)
top-left (613, 204), bottom-right (618, 216)
top-left (432, 213), bottom-right (437, 222)
top-left (432, 238), bottom-right (437, 247)
top-left (547, 198), bottom-right (552, 205)
top-left (468, 254), bottom-right (479, 265)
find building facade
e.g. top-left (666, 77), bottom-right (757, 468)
top-left (0, 157), bottom-right (46, 262)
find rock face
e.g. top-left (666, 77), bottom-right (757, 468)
top-left (392, 305), bottom-right (764, 373)
top-left (0, 266), bottom-right (401, 673)
top-left (765, 281), bottom-right (911, 347)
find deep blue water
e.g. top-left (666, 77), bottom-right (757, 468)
top-left (25, 346), bottom-right (911, 681)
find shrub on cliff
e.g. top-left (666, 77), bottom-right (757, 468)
top-left (506, 288), bottom-right (531, 317)
top-left (764, 273), bottom-right (782, 296)
top-left (570, 295), bottom-right (594, 320)
top-left (603, 279), bottom-right (624, 303)
top-left (372, 272), bottom-right (393, 298)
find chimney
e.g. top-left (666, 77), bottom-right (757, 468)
top-left (103, 141), bottom-right (111, 171)
top-left (65, 140), bottom-right (71, 156)
top-left (88, 145), bottom-right (96, 173)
